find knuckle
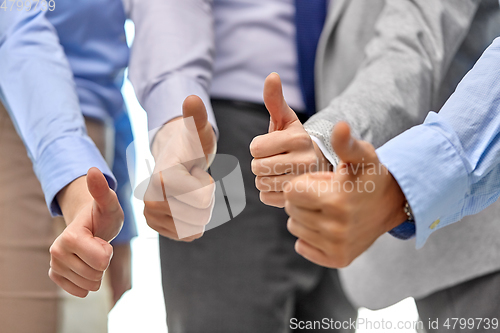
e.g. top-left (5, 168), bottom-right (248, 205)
top-left (144, 214), bottom-right (159, 230)
top-left (300, 154), bottom-right (318, 173)
top-left (88, 280), bottom-right (102, 292)
top-left (286, 219), bottom-right (298, 236)
top-left (305, 152), bottom-right (318, 166)
top-left (90, 270), bottom-right (104, 282)
top-left (322, 198), bottom-right (348, 217)
top-left (293, 156), bottom-right (317, 174)
top-left (145, 218), bottom-right (155, 230)
top-left (290, 131), bottom-right (310, 147)
top-left (261, 176), bottom-right (277, 191)
top-left (144, 200), bottom-right (161, 212)
top-left (48, 268), bottom-right (57, 281)
top-left (250, 138), bottom-right (262, 157)
top-left (96, 256), bottom-right (110, 272)
top-left (76, 290), bottom-right (90, 298)
top-left (50, 245), bottom-right (64, 260)
top-left (49, 259), bottom-right (61, 273)
top-left (254, 176), bottom-right (262, 191)
top-left (259, 192), bottom-right (270, 205)
top-left (251, 159), bottom-right (263, 175)
top-left (61, 230), bottom-right (78, 248)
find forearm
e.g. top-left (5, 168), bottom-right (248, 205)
top-left (0, 10), bottom-right (116, 215)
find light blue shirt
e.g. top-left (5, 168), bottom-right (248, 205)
top-left (0, 9), bottom-right (115, 215)
top-left (377, 37), bottom-right (500, 249)
top-left (45, 0), bottom-right (137, 243)
top-left (0, 1), bottom-right (132, 243)
top-left (46, 0), bottom-right (129, 123)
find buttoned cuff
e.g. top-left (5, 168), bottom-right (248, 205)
top-left (143, 75), bottom-right (218, 144)
top-left (34, 135), bottom-right (116, 217)
top-left (388, 221), bottom-right (416, 240)
top-left (376, 113), bottom-right (469, 249)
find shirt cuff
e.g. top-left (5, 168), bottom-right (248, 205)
top-left (143, 75), bottom-right (218, 144)
top-left (111, 183), bottom-right (137, 245)
top-left (34, 135), bottom-right (116, 216)
top-left (388, 221), bottom-right (416, 240)
top-left (310, 135), bottom-right (339, 168)
top-left (110, 206), bottom-right (137, 244)
top-left (376, 113), bottom-right (469, 249)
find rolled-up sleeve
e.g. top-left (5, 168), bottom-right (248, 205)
top-left (0, 10), bottom-right (116, 216)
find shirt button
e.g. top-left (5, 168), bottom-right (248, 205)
top-left (430, 219), bottom-right (440, 230)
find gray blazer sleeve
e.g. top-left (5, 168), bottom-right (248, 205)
top-left (305, 0), bottom-right (482, 163)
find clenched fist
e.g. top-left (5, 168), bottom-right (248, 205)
top-left (250, 73), bottom-right (331, 208)
top-left (284, 122), bottom-right (408, 268)
top-left (144, 96), bottom-right (216, 241)
top-left (50, 167), bottom-right (124, 298)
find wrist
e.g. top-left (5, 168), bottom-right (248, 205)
top-left (56, 176), bottom-right (93, 225)
top-left (384, 170), bottom-right (409, 231)
top-left (312, 141), bottom-right (333, 172)
top-left (151, 117), bottom-right (183, 159)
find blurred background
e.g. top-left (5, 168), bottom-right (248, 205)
top-left (107, 20), bottom-right (420, 333)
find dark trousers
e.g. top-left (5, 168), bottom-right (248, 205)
top-left (416, 270), bottom-right (500, 333)
top-left (159, 99), bottom-right (357, 333)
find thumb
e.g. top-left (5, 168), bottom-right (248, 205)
top-left (87, 167), bottom-right (119, 213)
top-left (331, 122), bottom-right (372, 166)
top-left (182, 95), bottom-right (216, 158)
top-left (264, 72), bottom-right (298, 132)
top-left (182, 95), bottom-right (209, 131)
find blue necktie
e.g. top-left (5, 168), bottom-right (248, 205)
top-left (295, 0), bottom-right (328, 117)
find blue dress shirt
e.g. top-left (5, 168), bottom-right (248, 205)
top-left (46, 0), bottom-right (129, 123)
top-left (46, 0), bottom-right (136, 244)
top-left (0, 3), bottom-right (136, 242)
top-left (0, 9), bottom-right (115, 215)
top-left (377, 37), bottom-right (500, 248)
